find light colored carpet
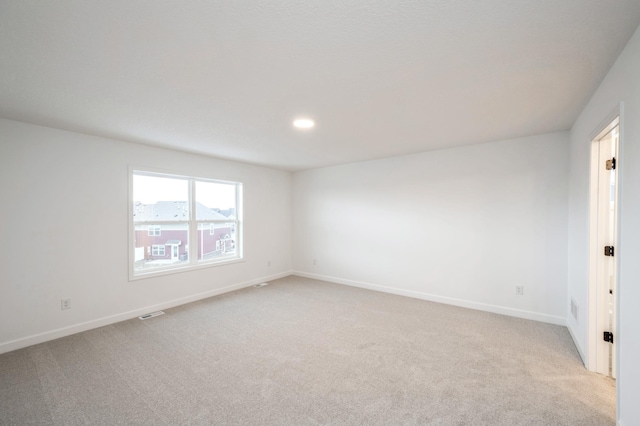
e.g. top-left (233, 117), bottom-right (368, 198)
top-left (0, 276), bottom-right (615, 425)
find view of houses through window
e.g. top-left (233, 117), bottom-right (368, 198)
top-left (132, 171), bottom-right (241, 277)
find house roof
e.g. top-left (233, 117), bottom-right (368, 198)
top-left (134, 201), bottom-right (231, 222)
top-left (1, 2), bottom-right (640, 170)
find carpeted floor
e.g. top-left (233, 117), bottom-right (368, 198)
top-left (0, 276), bottom-right (615, 425)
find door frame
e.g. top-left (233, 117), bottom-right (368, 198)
top-left (587, 105), bottom-right (623, 377)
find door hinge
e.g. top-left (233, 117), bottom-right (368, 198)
top-left (604, 331), bottom-right (614, 344)
top-left (606, 157), bottom-right (616, 170)
top-left (604, 246), bottom-right (615, 257)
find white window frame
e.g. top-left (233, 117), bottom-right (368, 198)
top-left (151, 245), bottom-right (165, 256)
top-left (148, 225), bottom-right (161, 236)
top-left (130, 168), bottom-right (243, 280)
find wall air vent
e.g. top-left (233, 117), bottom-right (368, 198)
top-left (139, 311), bottom-right (165, 320)
top-left (253, 283), bottom-right (269, 288)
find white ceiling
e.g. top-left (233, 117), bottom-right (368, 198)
top-left (1, 1), bottom-right (639, 171)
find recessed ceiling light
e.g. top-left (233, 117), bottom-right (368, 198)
top-left (293, 118), bottom-right (315, 129)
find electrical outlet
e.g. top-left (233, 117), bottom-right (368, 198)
top-left (515, 286), bottom-right (524, 296)
top-left (61, 299), bottom-right (71, 310)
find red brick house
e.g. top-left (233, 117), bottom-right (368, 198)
top-left (133, 201), bottom-right (234, 265)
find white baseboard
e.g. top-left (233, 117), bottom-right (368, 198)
top-left (0, 270), bottom-right (292, 355)
top-left (293, 270), bottom-right (566, 326)
top-left (2, 269), bottom-right (568, 355)
top-left (567, 322), bottom-right (587, 367)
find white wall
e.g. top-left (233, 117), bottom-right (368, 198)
top-left (293, 132), bottom-right (569, 324)
top-left (0, 118), bottom-right (292, 353)
top-left (568, 24), bottom-right (640, 425)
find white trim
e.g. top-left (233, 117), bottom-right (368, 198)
top-left (293, 271), bottom-right (566, 326)
top-left (0, 270), bottom-right (293, 355)
top-left (615, 103), bottom-right (624, 425)
top-left (1, 269), bottom-right (570, 355)
top-left (129, 167), bottom-right (243, 280)
top-left (151, 244), bottom-right (165, 256)
top-left (147, 225), bottom-right (161, 236)
top-left (130, 257), bottom-right (245, 281)
top-left (567, 322), bottom-right (587, 366)
top-left (587, 134), bottom-right (599, 371)
top-left (588, 109), bottom-right (621, 141)
top-left (587, 105), bottom-right (621, 374)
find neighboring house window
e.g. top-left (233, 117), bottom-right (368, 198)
top-left (131, 169), bottom-right (242, 279)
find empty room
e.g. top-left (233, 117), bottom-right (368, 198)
top-left (2, 1), bottom-right (640, 425)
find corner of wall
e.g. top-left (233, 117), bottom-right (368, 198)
top-left (566, 318), bottom-right (587, 366)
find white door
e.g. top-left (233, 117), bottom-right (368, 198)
top-left (171, 244), bottom-right (179, 261)
top-left (595, 120), bottom-right (619, 378)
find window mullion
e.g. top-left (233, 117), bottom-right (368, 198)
top-left (236, 183), bottom-right (242, 259)
top-left (131, 170), bottom-right (242, 279)
top-left (189, 178), bottom-right (197, 265)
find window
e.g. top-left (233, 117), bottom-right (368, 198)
top-left (131, 170), bottom-right (242, 278)
top-left (151, 245), bottom-right (165, 256)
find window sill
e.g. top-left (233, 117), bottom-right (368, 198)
top-left (129, 257), bottom-right (245, 281)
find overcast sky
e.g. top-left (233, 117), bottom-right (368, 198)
top-left (133, 174), bottom-right (236, 210)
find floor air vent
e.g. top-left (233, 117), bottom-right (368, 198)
top-left (139, 311), bottom-right (165, 320)
top-left (253, 283), bottom-right (269, 288)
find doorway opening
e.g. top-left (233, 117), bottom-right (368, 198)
top-left (588, 115), bottom-right (619, 378)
